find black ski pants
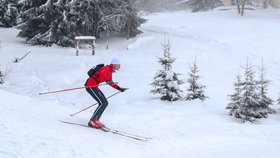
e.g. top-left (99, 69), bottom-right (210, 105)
top-left (86, 87), bottom-right (108, 120)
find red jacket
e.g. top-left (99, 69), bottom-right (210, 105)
top-left (86, 64), bottom-right (119, 89)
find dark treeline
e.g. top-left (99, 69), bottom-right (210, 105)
top-left (0, 0), bottom-right (146, 47)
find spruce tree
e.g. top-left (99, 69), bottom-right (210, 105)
top-left (55, 0), bottom-right (76, 46)
top-left (189, 0), bottom-right (222, 12)
top-left (227, 60), bottom-right (275, 123)
top-left (68, 0), bottom-right (99, 37)
top-left (150, 39), bottom-right (183, 101)
top-left (0, 0), bottom-right (18, 27)
top-left (122, 0), bottom-right (146, 39)
top-left (226, 74), bottom-right (242, 117)
top-left (17, 0), bottom-right (51, 45)
top-left (94, 0), bottom-right (145, 38)
top-left (17, 0), bottom-right (76, 46)
top-left (17, 0), bottom-right (45, 25)
top-left (185, 57), bottom-right (207, 101)
top-left (27, 0), bottom-right (57, 46)
top-left (238, 62), bottom-right (260, 122)
top-left (256, 60), bottom-right (275, 115)
top-left (0, 0), bottom-right (6, 27)
top-left (17, 0), bottom-right (145, 47)
top-left (32, 0), bottom-right (75, 46)
top-left (98, 0), bottom-right (128, 36)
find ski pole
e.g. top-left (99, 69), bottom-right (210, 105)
top-left (39, 83), bottom-right (107, 95)
top-left (70, 91), bottom-right (122, 116)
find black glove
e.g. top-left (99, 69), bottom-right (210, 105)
top-left (106, 80), bottom-right (115, 85)
top-left (118, 87), bottom-right (128, 92)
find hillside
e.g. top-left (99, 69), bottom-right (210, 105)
top-left (1, 8), bottom-right (280, 158)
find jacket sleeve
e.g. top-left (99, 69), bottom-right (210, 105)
top-left (107, 73), bottom-right (119, 90)
top-left (109, 82), bottom-right (119, 90)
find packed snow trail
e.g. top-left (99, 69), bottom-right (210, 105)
top-left (59, 120), bottom-right (152, 141)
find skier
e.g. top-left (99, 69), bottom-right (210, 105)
top-left (85, 58), bottom-right (128, 128)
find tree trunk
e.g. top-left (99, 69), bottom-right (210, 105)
top-left (236, 0), bottom-right (241, 14)
top-left (241, 0), bottom-right (245, 16)
top-left (126, 15), bottom-right (131, 40)
top-left (241, 4), bottom-right (245, 16)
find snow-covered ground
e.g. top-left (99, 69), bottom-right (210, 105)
top-left (1, 8), bottom-right (280, 158)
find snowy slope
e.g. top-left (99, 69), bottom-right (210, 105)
top-left (1, 8), bottom-right (280, 158)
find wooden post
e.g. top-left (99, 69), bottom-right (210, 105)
top-left (0, 71), bottom-right (4, 84)
top-left (106, 42), bottom-right (109, 50)
top-left (92, 39), bottom-right (95, 55)
top-left (75, 39), bottom-right (80, 56)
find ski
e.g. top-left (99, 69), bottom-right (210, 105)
top-left (59, 120), bottom-right (151, 142)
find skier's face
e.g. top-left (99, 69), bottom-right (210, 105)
top-left (113, 64), bottom-right (120, 72)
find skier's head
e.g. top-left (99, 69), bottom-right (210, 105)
top-left (111, 58), bottom-right (120, 72)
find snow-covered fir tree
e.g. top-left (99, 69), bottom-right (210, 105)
top-left (68, 0), bottom-right (100, 38)
top-left (17, 0), bottom-right (52, 45)
top-left (54, 0), bottom-right (77, 46)
top-left (122, 0), bottom-right (146, 39)
top-left (228, 60), bottom-right (275, 123)
top-left (17, 0), bottom-right (44, 25)
top-left (150, 39), bottom-right (183, 101)
top-left (85, 0), bottom-right (145, 38)
top-left (256, 60), bottom-right (275, 115)
top-left (0, 0), bottom-right (18, 27)
top-left (226, 74), bottom-right (242, 117)
top-left (0, 0), bottom-right (6, 26)
top-left (136, 0), bottom-right (185, 12)
top-left (17, 0), bottom-right (145, 47)
top-left (185, 57), bottom-right (207, 101)
top-left (236, 62), bottom-right (260, 122)
top-left (17, 0), bottom-right (70, 46)
top-left (189, 0), bottom-right (222, 12)
top-left (98, 0), bottom-right (131, 37)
